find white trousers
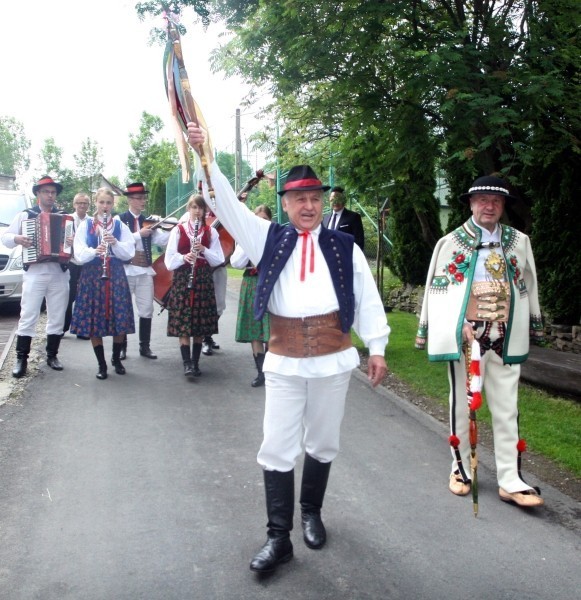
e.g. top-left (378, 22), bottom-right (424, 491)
top-left (448, 335), bottom-right (532, 493)
top-left (127, 274), bottom-right (154, 319)
top-left (257, 370), bottom-right (352, 472)
top-left (17, 269), bottom-right (69, 337)
top-left (212, 266), bottom-right (227, 317)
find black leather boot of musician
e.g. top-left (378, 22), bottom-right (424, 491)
top-left (139, 318), bottom-right (157, 359)
top-left (180, 344), bottom-right (193, 377)
top-left (112, 342), bottom-right (126, 375)
top-left (93, 345), bottom-right (108, 380)
top-left (249, 469), bottom-right (295, 574)
top-left (192, 342), bottom-right (203, 376)
top-left (251, 353), bottom-right (266, 387)
top-left (300, 454), bottom-right (332, 550)
top-left (46, 334), bottom-right (64, 371)
top-left (12, 335), bottom-right (32, 378)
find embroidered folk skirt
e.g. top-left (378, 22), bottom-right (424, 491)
top-left (70, 260), bottom-right (135, 337)
top-left (235, 272), bottom-right (270, 343)
top-left (166, 263), bottom-right (219, 338)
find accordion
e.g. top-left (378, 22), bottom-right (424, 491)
top-left (22, 212), bottom-right (74, 265)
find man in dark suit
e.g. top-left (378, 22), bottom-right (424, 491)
top-left (323, 186), bottom-right (365, 250)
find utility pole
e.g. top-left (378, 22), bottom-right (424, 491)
top-left (235, 108), bottom-right (242, 192)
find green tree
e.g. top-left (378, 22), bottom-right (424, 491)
top-left (524, 0), bottom-right (581, 324)
top-left (215, 150), bottom-right (252, 190)
top-left (127, 111), bottom-right (179, 191)
top-left (0, 116), bottom-right (31, 176)
top-left (74, 138), bottom-right (104, 197)
top-left (136, 0), bottom-right (579, 324)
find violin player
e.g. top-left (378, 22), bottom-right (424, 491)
top-left (117, 183), bottom-right (170, 361)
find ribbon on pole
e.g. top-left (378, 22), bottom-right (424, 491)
top-left (466, 338), bottom-right (483, 517)
top-left (163, 12), bottom-right (214, 194)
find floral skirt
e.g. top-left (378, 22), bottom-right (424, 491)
top-left (71, 260), bottom-right (135, 337)
top-left (235, 273), bottom-right (270, 343)
top-left (166, 264), bottom-right (219, 338)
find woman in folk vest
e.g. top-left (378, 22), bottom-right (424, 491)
top-left (164, 194), bottom-right (224, 377)
top-left (71, 187), bottom-right (135, 379)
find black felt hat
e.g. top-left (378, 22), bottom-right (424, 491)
top-left (278, 165), bottom-right (331, 196)
top-left (123, 182), bottom-right (149, 196)
top-left (460, 176), bottom-right (517, 203)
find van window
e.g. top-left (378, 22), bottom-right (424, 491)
top-left (0, 192), bottom-right (29, 226)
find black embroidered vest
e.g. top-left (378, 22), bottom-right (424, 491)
top-left (254, 224), bottom-right (355, 333)
top-left (119, 211), bottom-right (152, 265)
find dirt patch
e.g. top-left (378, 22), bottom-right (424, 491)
top-left (358, 354), bottom-right (581, 503)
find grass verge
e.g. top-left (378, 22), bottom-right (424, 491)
top-left (354, 310), bottom-right (581, 478)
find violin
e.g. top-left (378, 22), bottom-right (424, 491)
top-left (143, 214), bottom-right (179, 231)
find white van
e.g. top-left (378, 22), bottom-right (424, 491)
top-left (0, 189), bottom-right (32, 305)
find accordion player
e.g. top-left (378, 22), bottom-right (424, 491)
top-left (22, 212), bottom-right (74, 267)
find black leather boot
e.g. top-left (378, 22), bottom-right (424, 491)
top-left (251, 353), bottom-right (266, 387)
top-left (111, 337), bottom-right (127, 366)
top-left (249, 469), bottom-right (294, 574)
top-left (93, 345), bottom-right (108, 380)
top-left (112, 342), bottom-right (126, 375)
top-left (180, 344), bottom-right (193, 377)
top-left (192, 342), bottom-right (202, 377)
top-left (139, 318), bottom-right (157, 359)
top-left (300, 454), bottom-right (332, 549)
top-left (201, 336), bottom-right (213, 356)
top-left (46, 334), bottom-right (64, 371)
top-left (12, 335), bottom-right (32, 378)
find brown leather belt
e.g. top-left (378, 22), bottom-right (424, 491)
top-left (465, 281), bottom-right (510, 322)
top-left (268, 312), bottom-right (352, 358)
top-left (129, 250), bottom-right (151, 268)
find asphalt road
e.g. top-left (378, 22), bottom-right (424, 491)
top-left (0, 285), bottom-right (579, 600)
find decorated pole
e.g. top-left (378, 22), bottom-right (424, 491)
top-left (163, 11), bottom-right (214, 198)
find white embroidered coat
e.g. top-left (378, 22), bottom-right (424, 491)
top-left (415, 218), bottom-right (543, 364)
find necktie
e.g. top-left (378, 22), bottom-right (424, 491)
top-left (329, 212), bottom-right (338, 230)
top-left (298, 231), bottom-right (315, 281)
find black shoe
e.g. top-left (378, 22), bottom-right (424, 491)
top-left (96, 368), bottom-right (108, 380)
top-left (301, 512), bottom-right (327, 549)
top-left (211, 339), bottom-right (220, 350)
top-left (201, 342), bottom-right (213, 356)
top-left (183, 361), bottom-right (194, 377)
top-left (113, 361), bottom-right (126, 375)
top-left (249, 536), bottom-right (293, 574)
top-left (47, 356), bottom-right (64, 371)
top-left (139, 344), bottom-right (157, 359)
top-left (192, 365), bottom-right (202, 377)
top-left (251, 373), bottom-right (265, 387)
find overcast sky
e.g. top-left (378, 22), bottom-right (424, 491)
top-left (0, 0), bottom-right (266, 188)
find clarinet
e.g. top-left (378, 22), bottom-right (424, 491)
top-left (186, 218), bottom-right (200, 290)
top-left (100, 213), bottom-right (110, 280)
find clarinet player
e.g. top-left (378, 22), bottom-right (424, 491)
top-left (70, 188), bottom-right (136, 380)
top-left (164, 194), bottom-right (224, 377)
top-left (1, 176), bottom-right (70, 378)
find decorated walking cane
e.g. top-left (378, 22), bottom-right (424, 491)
top-left (465, 337), bottom-right (483, 517)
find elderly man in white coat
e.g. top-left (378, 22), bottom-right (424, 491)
top-left (416, 175), bottom-right (545, 509)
